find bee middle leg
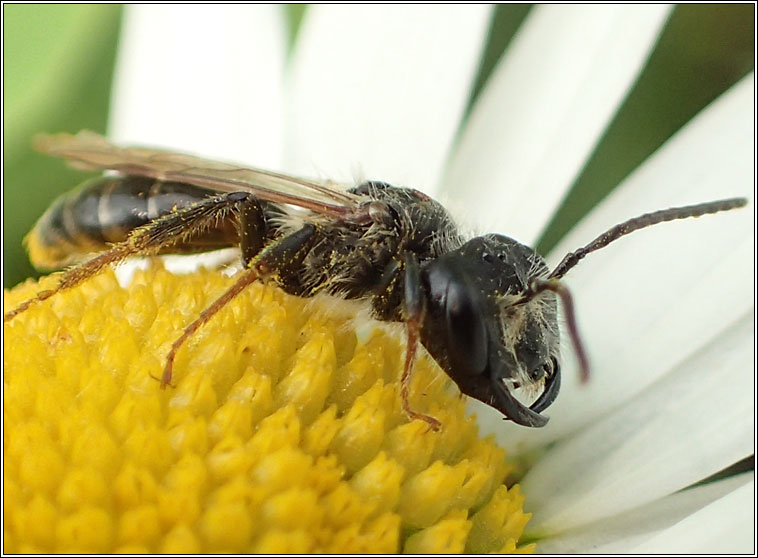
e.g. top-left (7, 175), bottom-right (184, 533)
top-left (160, 223), bottom-right (317, 387)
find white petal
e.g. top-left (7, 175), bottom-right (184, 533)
top-left (474, 73), bottom-right (754, 451)
top-left (630, 479), bottom-right (755, 554)
top-left (286, 5), bottom-right (491, 190)
top-left (442, 5), bottom-right (671, 243)
top-left (535, 472), bottom-right (752, 553)
top-left (110, 5), bottom-right (287, 168)
top-left (519, 311), bottom-right (753, 533)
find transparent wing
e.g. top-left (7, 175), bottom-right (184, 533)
top-left (34, 131), bottom-right (364, 219)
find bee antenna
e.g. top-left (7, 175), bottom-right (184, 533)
top-left (548, 197), bottom-right (747, 280)
top-left (528, 278), bottom-right (590, 383)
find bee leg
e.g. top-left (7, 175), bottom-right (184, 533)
top-left (160, 196), bottom-right (268, 387)
top-left (401, 253), bottom-right (442, 432)
top-left (161, 223), bottom-right (317, 388)
top-left (161, 267), bottom-right (260, 387)
top-left (4, 192), bottom-right (251, 323)
top-left (239, 197), bottom-right (268, 265)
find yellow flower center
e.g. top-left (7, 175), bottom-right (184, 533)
top-left (4, 265), bottom-right (534, 553)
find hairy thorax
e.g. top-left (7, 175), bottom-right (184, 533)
top-left (270, 182), bottom-right (462, 306)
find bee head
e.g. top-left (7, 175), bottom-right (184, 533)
top-left (416, 198), bottom-right (747, 427)
top-left (420, 234), bottom-right (565, 427)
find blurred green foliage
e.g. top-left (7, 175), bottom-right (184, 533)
top-left (3, 5), bottom-right (754, 287)
top-left (537, 4), bottom-right (755, 253)
top-left (4, 5), bottom-right (123, 286)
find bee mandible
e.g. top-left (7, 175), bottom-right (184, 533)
top-left (4, 131), bottom-right (747, 430)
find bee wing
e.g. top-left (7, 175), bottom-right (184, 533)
top-left (34, 131), bottom-right (364, 219)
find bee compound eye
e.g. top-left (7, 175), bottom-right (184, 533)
top-left (444, 280), bottom-right (488, 376)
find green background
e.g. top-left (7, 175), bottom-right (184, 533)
top-left (3, 5), bottom-right (754, 287)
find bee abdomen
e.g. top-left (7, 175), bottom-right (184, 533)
top-left (26, 175), bottom-right (233, 270)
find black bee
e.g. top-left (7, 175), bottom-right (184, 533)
top-left (4, 131), bottom-right (747, 430)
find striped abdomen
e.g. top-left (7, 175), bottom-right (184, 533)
top-left (26, 175), bottom-right (240, 270)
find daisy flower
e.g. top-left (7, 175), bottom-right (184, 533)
top-left (4, 5), bottom-right (754, 553)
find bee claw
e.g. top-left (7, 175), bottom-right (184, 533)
top-left (403, 408), bottom-right (442, 432)
top-left (148, 371), bottom-right (175, 389)
top-left (425, 416), bottom-right (442, 433)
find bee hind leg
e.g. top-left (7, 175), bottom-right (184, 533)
top-left (4, 192), bottom-right (252, 323)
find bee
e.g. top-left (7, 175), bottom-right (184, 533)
top-left (4, 131), bottom-right (747, 430)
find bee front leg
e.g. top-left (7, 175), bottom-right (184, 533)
top-left (401, 253), bottom-right (442, 432)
